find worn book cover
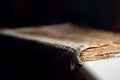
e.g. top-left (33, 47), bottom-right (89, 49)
top-left (0, 23), bottom-right (120, 70)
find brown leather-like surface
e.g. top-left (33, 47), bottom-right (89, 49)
top-left (5, 23), bottom-right (120, 63)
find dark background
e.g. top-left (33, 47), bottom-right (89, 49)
top-left (0, 0), bottom-right (120, 30)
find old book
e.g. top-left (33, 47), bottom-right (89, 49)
top-left (0, 23), bottom-right (120, 70)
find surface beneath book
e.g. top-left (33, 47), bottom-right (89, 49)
top-left (81, 57), bottom-right (120, 80)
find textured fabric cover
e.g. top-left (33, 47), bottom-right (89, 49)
top-left (0, 23), bottom-right (120, 67)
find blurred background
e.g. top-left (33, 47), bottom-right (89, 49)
top-left (0, 0), bottom-right (120, 31)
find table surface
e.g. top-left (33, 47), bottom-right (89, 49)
top-left (81, 57), bottom-right (120, 80)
